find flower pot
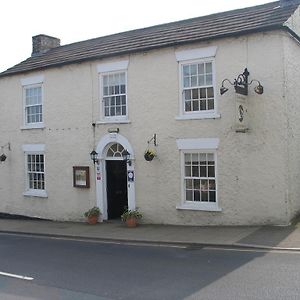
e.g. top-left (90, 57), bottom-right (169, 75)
top-left (126, 217), bottom-right (138, 228)
top-left (87, 215), bottom-right (98, 225)
top-left (144, 152), bottom-right (154, 161)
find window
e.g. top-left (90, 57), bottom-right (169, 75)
top-left (176, 138), bottom-right (220, 211)
top-left (21, 75), bottom-right (44, 129)
top-left (22, 144), bottom-right (47, 198)
top-left (27, 154), bottom-right (45, 190)
top-left (182, 62), bottom-right (214, 112)
top-left (175, 46), bottom-right (220, 120)
top-left (102, 72), bottom-right (126, 118)
top-left (24, 85), bottom-right (43, 124)
top-left (184, 152), bottom-right (216, 203)
top-left (97, 60), bottom-right (129, 123)
top-left (106, 143), bottom-right (126, 158)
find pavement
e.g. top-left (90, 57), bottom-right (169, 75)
top-left (1, 218), bottom-right (300, 250)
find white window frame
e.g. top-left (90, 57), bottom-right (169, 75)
top-left (97, 60), bottom-right (129, 124)
top-left (175, 47), bottom-right (220, 120)
top-left (176, 138), bottom-right (221, 211)
top-left (21, 75), bottom-right (44, 129)
top-left (22, 144), bottom-right (47, 198)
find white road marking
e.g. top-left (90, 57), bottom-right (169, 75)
top-left (0, 271), bottom-right (34, 281)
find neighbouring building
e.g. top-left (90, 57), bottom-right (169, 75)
top-left (1, 0), bottom-right (300, 225)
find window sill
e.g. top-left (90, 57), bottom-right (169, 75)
top-left (176, 113), bottom-right (221, 120)
top-left (96, 120), bottom-right (131, 125)
top-left (176, 203), bottom-right (222, 212)
top-left (20, 124), bottom-right (45, 130)
top-left (23, 190), bottom-right (48, 198)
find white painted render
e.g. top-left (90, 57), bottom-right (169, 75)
top-left (1, 27), bottom-right (300, 225)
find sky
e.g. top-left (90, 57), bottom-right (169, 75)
top-left (0, 0), bottom-right (273, 72)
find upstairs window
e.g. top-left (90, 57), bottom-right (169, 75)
top-left (25, 85), bottom-right (43, 124)
top-left (175, 46), bottom-right (219, 120)
top-left (102, 72), bottom-right (127, 118)
top-left (21, 75), bottom-right (44, 129)
top-left (97, 60), bottom-right (129, 123)
top-left (182, 62), bottom-right (214, 113)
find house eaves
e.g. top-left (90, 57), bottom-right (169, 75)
top-left (1, 1), bottom-right (299, 78)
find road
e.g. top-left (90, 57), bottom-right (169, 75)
top-left (0, 233), bottom-right (300, 299)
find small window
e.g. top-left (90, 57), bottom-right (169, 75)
top-left (106, 143), bottom-right (126, 158)
top-left (22, 144), bottom-right (47, 198)
top-left (182, 61), bottom-right (214, 114)
top-left (27, 153), bottom-right (45, 190)
top-left (24, 85), bottom-right (43, 124)
top-left (102, 72), bottom-right (127, 118)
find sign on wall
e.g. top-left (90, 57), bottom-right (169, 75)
top-left (235, 94), bottom-right (249, 132)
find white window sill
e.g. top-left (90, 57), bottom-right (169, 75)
top-left (96, 120), bottom-right (131, 125)
top-left (176, 203), bottom-right (222, 212)
top-left (20, 124), bottom-right (45, 130)
top-left (23, 190), bottom-right (48, 198)
top-left (176, 113), bottom-right (221, 120)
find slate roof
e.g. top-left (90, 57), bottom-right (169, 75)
top-left (1, 1), bottom-right (299, 77)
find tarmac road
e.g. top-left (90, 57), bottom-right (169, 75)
top-left (0, 233), bottom-right (300, 300)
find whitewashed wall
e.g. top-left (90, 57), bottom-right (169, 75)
top-left (0, 29), bottom-right (299, 225)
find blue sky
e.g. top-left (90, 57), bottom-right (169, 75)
top-left (0, 0), bottom-right (272, 72)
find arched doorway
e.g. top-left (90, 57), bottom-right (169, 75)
top-left (95, 134), bottom-right (135, 220)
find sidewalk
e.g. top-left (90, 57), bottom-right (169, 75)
top-left (1, 218), bottom-right (300, 250)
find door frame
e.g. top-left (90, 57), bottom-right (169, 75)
top-left (95, 133), bottom-right (135, 220)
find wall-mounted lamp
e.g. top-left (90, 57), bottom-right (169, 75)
top-left (90, 150), bottom-right (99, 164)
top-left (0, 142), bottom-right (11, 163)
top-left (220, 68), bottom-right (263, 96)
top-left (122, 149), bottom-right (132, 166)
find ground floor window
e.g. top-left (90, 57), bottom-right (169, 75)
top-left (27, 154), bottom-right (45, 190)
top-left (176, 138), bottom-right (220, 211)
top-left (22, 144), bottom-right (47, 198)
top-left (184, 152), bottom-right (216, 203)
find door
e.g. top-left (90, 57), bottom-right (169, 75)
top-left (106, 160), bottom-right (128, 219)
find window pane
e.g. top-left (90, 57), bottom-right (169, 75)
top-left (192, 101), bottom-right (199, 111)
top-left (200, 166), bottom-right (206, 177)
top-left (183, 65), bottom-right (190, 76)
top-left (190, 64), bottom-right (197, 75)
top-left (191, 76), bottom-right (197, 87)
top-left (208, 166), bottom-right (215, 177)
top-left (192, 166), bottom-right (199, 177)
top-left (206, 74), bottom-right (213, 85)
top-left (185, 166), bottom-right (191, 177)
top-left (206, 62), bottom-right (212, 73)
top-left (185, 101), bottom-right (191, 112)
top-left (186, 190), bottom-right (193, 201)
top-left (184, 90), bottom-right (191, 100)
top-left (208, 99), bottom-right (214, 110)
top-left (185, 153), bottom-right (191, 164)
top-left (186, 179), bottom-right (193, 189)
top-left (194, 190), bottom-right (200, 201)
top-left (184, 77), bottom-right (190, 88)
top-left (199, 75), bottom-right (205, 86)
top-left (192, 89), bottom-right (198, 99)
top-left (209, 191), bottom-right (216, 202)
top-left (198, 63), bottom-right (204, 74)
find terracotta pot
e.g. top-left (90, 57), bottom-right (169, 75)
top-left (126, 217), bottom-right (137, 228)
top-left (87, 215), bottom-right (98, 225)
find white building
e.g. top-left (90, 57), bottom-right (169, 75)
top-left (1, 0), bottom-right (300, 225)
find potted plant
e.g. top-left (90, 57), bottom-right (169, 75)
top-left (84, 206), bottom-right (101, 224)
top-left (144, 148), bottom-right (156, 161)
top-left (121, 208), bottom-right (143, 227)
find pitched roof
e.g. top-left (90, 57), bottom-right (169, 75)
top-left (1, 1), bottom-right (299, 77)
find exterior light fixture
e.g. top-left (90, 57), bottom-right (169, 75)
top-left (90, 150), bottom-right (99, 164)
top-left (122, 149), bottom-right (132, 166)
top-left (220, 68), bottom-right (264, 96)
top-left (0, 142), bottom-right (10, 163)
top-left (0, 154), bottom-right (7, 162)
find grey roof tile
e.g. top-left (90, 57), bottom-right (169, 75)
top-left (1, 1), bottom-right (298, 77)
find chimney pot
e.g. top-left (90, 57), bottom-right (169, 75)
top-left (32, 34), bottom-right (60, 56)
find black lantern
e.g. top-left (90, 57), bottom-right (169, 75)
top-left (122, 149), bottom-right (131, 166)
top-left (0, 154), bottom-right (7, 162)
top-left (90, 150), bottom-right (98, 164)
top-left (220, 68), bottom-right (264, 96)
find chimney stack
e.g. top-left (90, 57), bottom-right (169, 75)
top-left (32, 34), bottom-right (60, 56)
top-left (280, 0), bottom-right (300, 7)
